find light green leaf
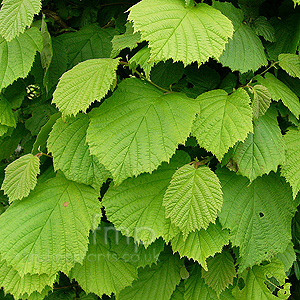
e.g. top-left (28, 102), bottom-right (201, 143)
top-left (111, 22), bottom-right (141, 58)
top-left (117, 248), bottom-right (182, 300)
top-left (216, 168), bottom-right (296, 273)
top-left (294, 0), bottom-right (300, 5)
top-left (281, 127), bottom-right (300, 198)
top-left (202, 250), bottom-right (236, 296)
top-left (0, 94), bottom-right (16, 127)
top-left (0, 258), bottom-right (56, 299)
top-left (251, 84), bottom-right (272, 119)
top-left (192, 89), bottom-right (253, 161)
top-left (102, 151), bottom-right (190, 246)
top-left (128, 46), bottom-right (154, 78)
top-left (62, 24), bottom-right (115, 68)
top-left (163, 164), bottom-right (223, 237)
top-left (171, 221), bottom-right (229, 270)
top-left (48, 114), bottom-right (110, 186)
top-left (276, 242), bottom-right (296, 273)
top-left (1, 153), bottom-right (40, 203)
top-left (232, 259), bottom-right (290, 300)
top-left (87, 78), bottom-right (198, 184)
top-left (279, 53), bottom-right (300, 79)
top-left (128, 0), bottom-right (234, 66)
top-left (0, 27), bottom-right (43, 91)
top-left (21, 286), bottom-right (52, 300)
top-left (0, 173), bottom-right (101, 275)
top-left (256, 73), bottom-right (300, 117)
top-left (0, 125), bottom-right (9, 137)
top-left (0, 0), bottom-right (42, 41)
top-left (70, 228), bottom-right (138, 298)
top-left (230, 106), bottom-right (285, 182)
top-left (52, 58), bottom-right (119, 116)
top-left (214, 2), bottom-right (268, 73)
top-left (252, 16), bottom-right (276, 42)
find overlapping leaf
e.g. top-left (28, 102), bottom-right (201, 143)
top-left (217, 167), bottom-right (296, 272)
top-left (102, 151), bottom-right (190, 246)
top-left (87, 78), bottom-right (198, 184)
top-left (128, 0), bottom-right (234, 65)
top-left (192, 89), bottom-right (253, 161)
top-left (1, 153), bottom-right (40, 202)
top-left (52, 58), bottom-right (119, 116)
top-left (279, 53), bottom-right (300, 79)
top-left (48, 114), bottom-right (110, 186)
top-left (0, 27), bottom-right (43, 90)
top-left (0, 173), bottom-right (101, 275)
top-left (0, 95), bottom-right (16, 127)
top-left (251, 84), bottom-right (272, 119)
top-left (0, 0), bottom-right (42, 41)
top-left (163, 164), bottom-right (223, 237)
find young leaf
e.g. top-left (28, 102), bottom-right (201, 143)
top-left (171, 221), bottom-right (229, 270)
top-left (0, 0), bottom-right (42, 41)
top-left (52, 58), bottom-right (120, 116)
top-left (163, 164), bottom-right (223, 237)
top-left (0, 258), bottom-right (56, 299)
top-left (111, 22), bottom-right (141, 58)
top-left (281, 127), bottom-right (300, 198)
top-left (87, 78), bottom-right (198, 184)
top-left (256, 73), bottom-right (300, 117)
top-left (48, 114), bottom-right (110, 186)
top-left (117, 249), bottom-right (182, 300)
top-left (70, 228), bottom-right (138, 298)
top-left (129, 46), bottom-right (154, 78)
top-left (251, 84), bottom-right (272, 119)
top-left (279, 53), bottom-right (300, 79)
top-left (213, 2), bottom-right (268, 73)
top-left (251, 16), bottom-right (276, 42)
top-left (102, 151), bottom-right (190, 246)
top-left (232, 259), bottom-right (290, 300)
top-left (230, 106), bottom-right (285, 182)
top-left (0, 173), bottom-right (101, 276)
top-left (0, 27), bottom-right (43, 90)
top-left (192, 89), bottom-right (253, 161)
top-left (128, 0), bottom-right (234, 66)
top-left (202, 251), bottom-right (236, 296)
top-left (216, 167), bottom-right (296, 273)
top-left (1, 153), bottom-right (40, 203)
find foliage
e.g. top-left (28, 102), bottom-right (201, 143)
top-left (0, 0), bottom-right (299, 299)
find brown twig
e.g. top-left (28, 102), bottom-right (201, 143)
top-left (43, 9), bottom-right (69, 29)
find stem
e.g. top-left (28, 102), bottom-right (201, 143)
top-left (247, 61), bottom-right (279, 86)
top-left (35, 152), bottom-right (53, 159)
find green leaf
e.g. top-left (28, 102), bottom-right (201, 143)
top-left (216, 167), bottom-right (296, 273)
top-left (163, 164), bottom-right (223, 237)
top-left (0, 95), bottom-right (16, 127)
top-left (70, 228), bottom-right (138, 298)
top-left (102, 151), bottom-right (190, 246)
top-left (128, 0), bottom-right (234, 66)
top-left (170, 281), bottom-right (185, 300)
top-left (192, 89), bottom-right (253, 161)
top-left (214, 2), bottom-right (268, 73)
top-left (1, 153), bottom-right (40, 203)
top-left (229, 106), bottom-right (285, 182)
top-left (48, 114), bottom-right (110, 186)
top-left (276, 242), bottom-right (296, 273)
top-left (256, 73), bottom-right (300, 117)
top-left (111, 22), bottom-right (141, 58)
top-left (52, 58), bottom-right (119, 116)
top-left (87, 78), bottom-right (198, 184)
top-left (117, 248), bottom-right (182, 300)
top-left (266, 15), bottom-right (300, 60)
top-left (0, 0), bottom-right (42, 41)
top-left (281, 127), bottom-right (300, 198)
top-left (202, 250), bottom-right (236, 296)
top-left (0, 27), bottom-right (43, 91)
top-left (0, 173), bottom-right (101, 275)
top-left (171, 221), bottom-right (229, 270)
top-left (0, 258), bottom-right (56, 299)
top-left (251, 84), bottom-right (272, 119)
top-left (279, 53), bottom-right (300, 79)
top-left (252, 16), bottom-right (276, 42)
top-left (232, 259), bottom-right (290, 300)
top-left (62, 24), bottom-right (115, 68)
